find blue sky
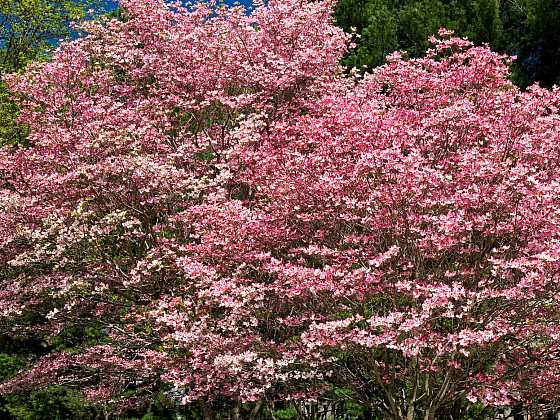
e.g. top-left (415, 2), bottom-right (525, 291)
top-left (101, 0), bottom-right (256, 13)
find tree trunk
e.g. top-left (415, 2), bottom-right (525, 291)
top-left (202, 405), bottom-right (215, 420)
top-left (250, 400), bottom-right (264, 420)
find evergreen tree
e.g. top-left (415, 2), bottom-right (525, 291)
top-left (335, 0), bottom-right (560, 88)
top-left (336, 0), bottom-right (398, 68)
top-left (503, 0), bottom-right (560, 87)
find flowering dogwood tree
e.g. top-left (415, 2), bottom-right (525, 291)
top-left (1, 0), bottom-right (560, 418)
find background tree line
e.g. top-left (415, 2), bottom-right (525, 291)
top-left (334, 0), bottom-right (560, 88)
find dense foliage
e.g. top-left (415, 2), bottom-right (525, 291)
top-left (0, 2), bottom-right (113, 417)
top-left (334, 0), bottom-right (560, 88)
top-left (2, 0), bottom-right (560, 419)
top-left (0, 0), bottom-right (107, 147)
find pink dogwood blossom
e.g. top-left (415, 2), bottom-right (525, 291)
top-left (2, 1), bottom-right (560, 418)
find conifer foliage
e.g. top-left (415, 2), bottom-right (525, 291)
top-left (334, 0), bottom-right (560, 88)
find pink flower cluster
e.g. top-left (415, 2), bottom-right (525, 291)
top-left (2, 0), bottom-right (560, 416)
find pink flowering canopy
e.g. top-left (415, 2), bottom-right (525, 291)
top-left (1, 0), bottom-right (560, 417)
